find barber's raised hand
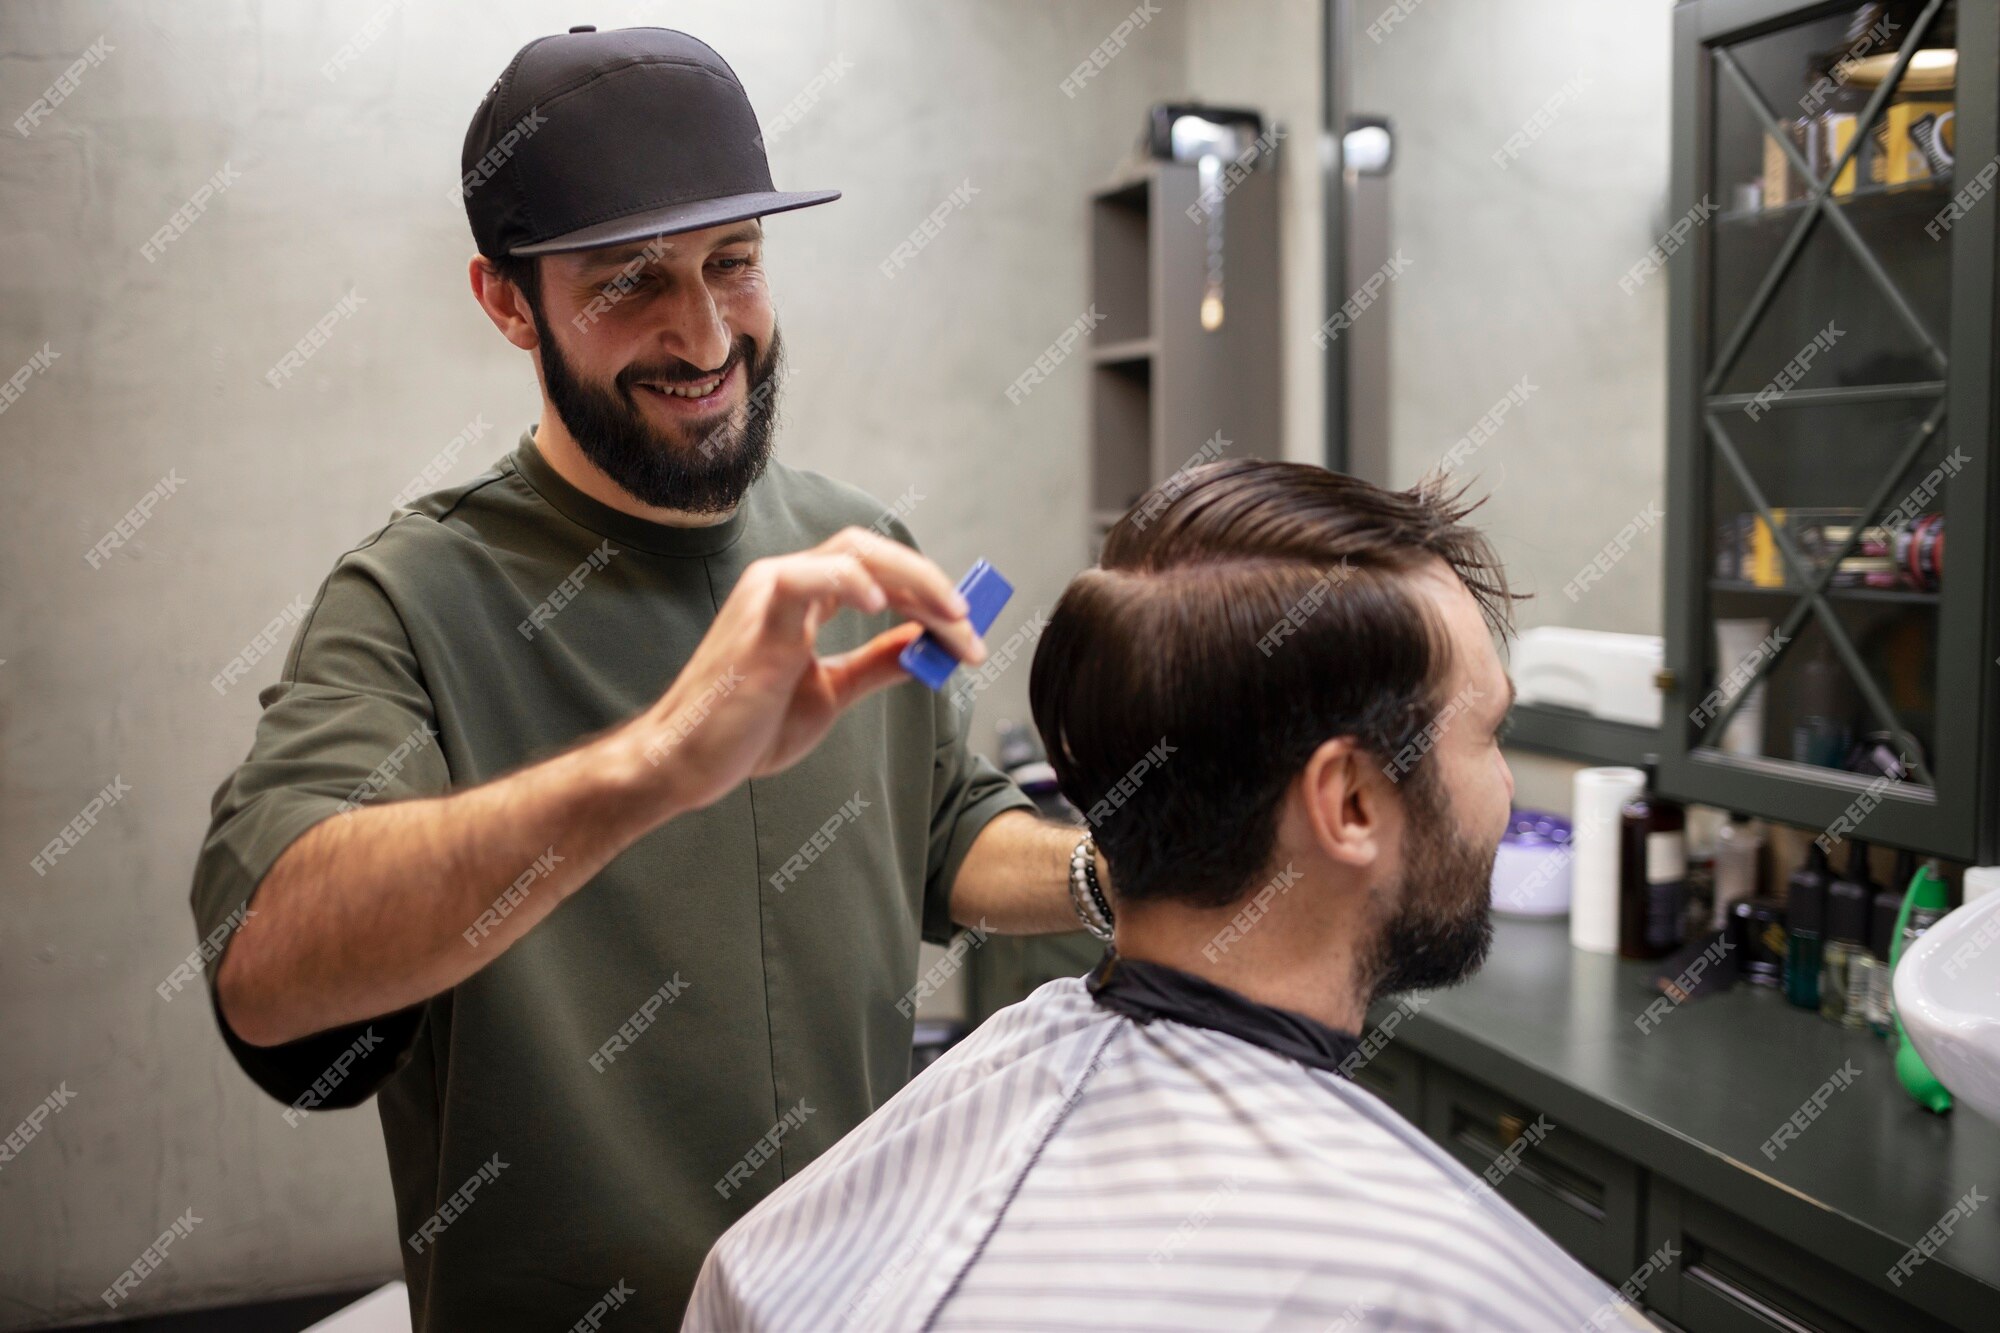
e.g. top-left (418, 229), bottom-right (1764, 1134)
top-left (625, 527), bottom-right (985, 814)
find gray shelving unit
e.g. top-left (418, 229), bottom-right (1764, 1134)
top-left (1087, 156), bottom-right (1284, 553)
top-left (965, 150), bottom-right (1286, 1028)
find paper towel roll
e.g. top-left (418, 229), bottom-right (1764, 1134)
top-left (1570, 766), bottom-right (1645, 954)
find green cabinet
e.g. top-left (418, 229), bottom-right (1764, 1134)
top-left (1661, 0), bottom-right (2000, 860)
top-left (1420, 1062), bottom-right (1647, 1286)
top-left (1348, 1029), bottom-right (1425, 1123)
top-left (1361, 911), bottom-right (2000, 1331)
top-left (1380, 1039), bottom-right (1991, 1331)
top-left (1644, 1181), bottom-right (1958, 1332)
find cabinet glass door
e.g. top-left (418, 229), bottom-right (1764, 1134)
top-left (1670, 0), bottom-right (1989, 856)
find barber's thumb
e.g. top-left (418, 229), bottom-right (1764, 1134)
top-left (824, 624), bottom-right (924, 705)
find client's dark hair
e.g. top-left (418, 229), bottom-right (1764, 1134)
top-left (1029, 459), bottom-right (1516, 910)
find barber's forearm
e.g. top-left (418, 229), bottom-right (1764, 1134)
top-left (217, 718), bottom-right (681, 1048)
top-left (948, 809), bottom-right (1102, 935)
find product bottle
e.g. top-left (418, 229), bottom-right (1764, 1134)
top-left (1791, 642), bottom-right (1852, 768)
top-left (1784, 843), bottom-right (1831, 1009)
top-left (1964, 866), bottom-right (2000, 904)
top-left (1860, 850), bottom-right (1918, 1035)
top-left (1820, 842), bottom-right (1873, 1028)
top-left (1862, 885), bottom-right (1900, 1035)
top-left (1711, 815), bottom-right (1764, 931)
top-left (1684, 808), bottom-right (1720, 938)
top-left (1902, 877), bottom-right (1948, 958)
top-left (1731, 895), bottom-right (1788, 988)
top-left (1618, 762), bottom-right (1687, 961)
top-left (1891, 860), bottom-right (1954, 1113)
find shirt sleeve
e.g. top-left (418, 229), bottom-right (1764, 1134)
top-left (862, 507), bottom-right (1037, 945)
top-left (921, 684), bottom-right (1037, 947)
top-left (189, 538), bottom-right (448, 1110)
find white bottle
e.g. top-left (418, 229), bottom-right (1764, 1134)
top-left (1711, 815), bottom-right (1764, 932)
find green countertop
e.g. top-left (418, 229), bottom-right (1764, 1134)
top-left (1381, 916), bottom-right (2000, 1321)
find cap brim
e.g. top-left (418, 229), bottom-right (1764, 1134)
top-left (509, 189), bottom-right (841, 257)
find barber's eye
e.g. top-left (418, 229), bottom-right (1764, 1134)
top-left (714, 257), bottom-right (748, 272)
top-left (1495, 715), bottom-right (1515, 744)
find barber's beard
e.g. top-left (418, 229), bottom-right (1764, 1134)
top-left (1363, 767), bottom-right (1496, 1002)
top-left (535, 313), bottom-right (784, 514)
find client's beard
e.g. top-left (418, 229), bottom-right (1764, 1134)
top-left (535, 311), bottom-right (784, 514)
top-left (1362, 765), bottom-right (1496, 1002)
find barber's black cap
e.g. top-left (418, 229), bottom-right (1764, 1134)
top-left (460, 25), bottom-right (840, 259)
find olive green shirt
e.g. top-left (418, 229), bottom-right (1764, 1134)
top-left (188, 427), bottom-right (1034, 1329)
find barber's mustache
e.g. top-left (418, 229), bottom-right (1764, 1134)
top-left (622, 338), bottom-right (755, 388)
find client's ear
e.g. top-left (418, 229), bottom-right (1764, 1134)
top-left (1297, 737), bottom-right (1384, 870)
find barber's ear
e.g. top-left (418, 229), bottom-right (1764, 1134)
top-left (1299, 737), bottom-right (1383, 869)
top-left (469, 255), bottom-right (539, 352)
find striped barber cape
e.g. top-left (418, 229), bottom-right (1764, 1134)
top-left (685, 956), bottom-right (1652, 1332)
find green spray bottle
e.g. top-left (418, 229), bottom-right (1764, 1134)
top-left (1889, 859), bottom-right (1953, 1114)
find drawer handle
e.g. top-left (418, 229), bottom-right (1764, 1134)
top-left (1683, 1258), bottom-right (1824, 1333)
top-left (1449, 1111), bottom-right (1606, 1220)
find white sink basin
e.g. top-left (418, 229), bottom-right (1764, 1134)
top-left (1896, 888), bottom-right (2000, 1125)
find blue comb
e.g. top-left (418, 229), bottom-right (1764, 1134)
top-left (899, 559), bottom-right (1013, 690)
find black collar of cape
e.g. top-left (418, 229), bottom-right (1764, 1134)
top-left (1086, 952), bottom-right (1364, 1078)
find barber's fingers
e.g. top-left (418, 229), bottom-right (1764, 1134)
top-left (754, 551), bottom-right (894, 635)
top-left (819, 527), bottom-right (986, 666)
top-left (821, 527), bottom-right (967, 617)
top-left (821, 624), bottom-right (926, 709)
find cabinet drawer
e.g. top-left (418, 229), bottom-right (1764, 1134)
top-left (1348, 1035), bottom-right (1425, 1123)
top-left (1420, 1063), bottom-right (1644, 1284)
top-left (1644, 1181), bottom-right (1957, 1333)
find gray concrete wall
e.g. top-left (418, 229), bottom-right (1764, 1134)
top-left (1346, 0), bottom-right (1675, 853)
top-left (0, 1), bottom-right (1237, 1324)
top-left (1351, 0), bottom-right (1673, 637)
top-left (1185, 0), bottom-right (1327, 469)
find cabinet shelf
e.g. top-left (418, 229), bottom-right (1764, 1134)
top-left (1715, 176), bottom-right (1955, 228)
top-left (1708, 578), bottom-right (1940, 605)
top-left (1091, 175), bottom-right (1150, 209)
top-left (1086, 157), bottom-right (1281, 553)
top-left (1090, 338), bottom-right (1157, 365)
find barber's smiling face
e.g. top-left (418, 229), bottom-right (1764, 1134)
top-left (529, 219), bottom-right (788, 512)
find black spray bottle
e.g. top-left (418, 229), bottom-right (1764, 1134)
top-left (1784, 843), bottom-right (1832, 1009)
top-left (1821, 842), bottom-right (1874, 1028)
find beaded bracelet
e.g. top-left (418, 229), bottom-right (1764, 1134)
top-left (1069, 831), bottom-right (1114, 942)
